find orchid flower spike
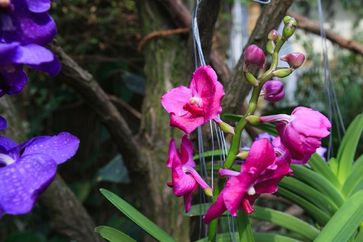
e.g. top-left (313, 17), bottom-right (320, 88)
top-left (203, 139), bottom-right (291, 223)
top-left (161, 66), bottom-right (224, 134)
top-left (260, 107), bottom-right (331, 161)
top-left (167, 136), bottom-right (212, 212)
top-left (0, 132), bottom-right (79, 216)
top-left (244, 44), bottom-right (265, 69)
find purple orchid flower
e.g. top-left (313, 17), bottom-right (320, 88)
top-left (0, 132), bottom-right (79, 216)
top-left (203, 139), bottom-right (292, 224)
top-left (161, 66), bottom-right (225, 134)
top-left (0, 0), bottom-right (60, 96)
top-left (1, 0), bottom-right (55, 45)
top-left (167, 136), bottom-right (212, 212)
top-left (0, 42), bottom-right (59, 95)
top-left (260, 107), bottom-right (331, 161)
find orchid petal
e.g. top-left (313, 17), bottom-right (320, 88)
top-left (161, 86), bottom-right (191, 116)
top-left (0, 154), bottom-right (56, 215)
top-left (203, 195), bottom-right (226, 224)
top-left (180, 135), bottom-right (195, 167)
top-left (21, 132), bottom-right (80, 164)
top-left (170, 114), bottom-right (204, 134)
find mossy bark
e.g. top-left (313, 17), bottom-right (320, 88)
top-left (138, 1), bottom-right (193, 241)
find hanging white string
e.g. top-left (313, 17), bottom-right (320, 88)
top-left (192, 0), bottom-right (237, 239)
top-left (316, 0), bottom-right (345, 159)
top-left (252, 0), bottom-right (271, 4)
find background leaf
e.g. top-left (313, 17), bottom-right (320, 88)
top-left (95, 226), bottom-right (136, 242)
top-left (99, 189), bottom-right (176, 242)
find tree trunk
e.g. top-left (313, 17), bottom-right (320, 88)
top-left (138, 1), bottom-right (192, 241)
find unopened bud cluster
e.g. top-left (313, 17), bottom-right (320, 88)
top-left (242, 16), bottom-right (304, 105)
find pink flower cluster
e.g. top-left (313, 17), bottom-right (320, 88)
top-left (161, 57), bottom-right (331, 223)
top-left (204, 107), bottom-right (331, 223)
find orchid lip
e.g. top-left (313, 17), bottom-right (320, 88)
top-left (0, 153), bottom-right (15, 166)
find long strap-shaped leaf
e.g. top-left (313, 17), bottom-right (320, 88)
top-left (277, 187), bottom-right (330, 225)
top-left (342, 155), bottom-right (363, 196)
top-left (291, 165), bottom-right (344, 207)
top-left (195, 232), bottom-right (301, 242)
top-left (314, 190), bottom-right (363, 242)
top-left (95, 226), bottom-right (137, 242)
top-left (279, 177), bottom-right (338, 215)
top-left (252, 206), bottom-right (319, 240)
top-left (184, 203), bottom-right (319, 240)
top-left (336, 113), bottom-right (363, 183)
top-left (99, 189), bottom-right (176, 242)
top-left (308, 154), bottom-right (340, 188)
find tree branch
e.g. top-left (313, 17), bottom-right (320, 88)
top-left (51, 45), bottom-right (148, 180)
top-left (288, 11), bottom-right (363, 55)
top-left (224, 0), bottom-right (294, 113)
top-left (156, 0), bottom-right (230, 81)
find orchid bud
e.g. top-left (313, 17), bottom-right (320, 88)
top-left (263, 80), bottom-right (285, 102)
top-left (268, 29), bottom-right (279, 41)
top-left (266, 40), bottom-right (275, 54)
top-left (246, 115), bottom-right (260, 125)
top-left (204, 187), bottom-right (213, 197)
top-left (216, 119), bottom-right (235, 135)
top-left (244, 71), bottom-right (259, 86)
top-left (273, 68), bottom-right (293, 78)
top-left (281, 52), bottom-right (305, 69)
top-left (236, 151), bottom-right (249, 160)
top-left (244, 44), bottom-right (265, 69)
top-left (282, 16), bottom-right (297, 39)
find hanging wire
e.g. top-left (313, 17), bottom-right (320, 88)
top-left (252, 0), bottom-right (271, 4)
top-left (316, 0), bottom-right (345, 159)
top-left (192, 0), bottom-right (238, 239)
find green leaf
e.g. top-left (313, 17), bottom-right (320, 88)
top-left (342, 155), bottom-right (363, 196)
top-left (237, 211), bottom-right (255, 242)
top-left (314, 190), bottom-right (363, 242)
top-left (221, 113), bottom-right (243, 122)
top-left (193, 149), bottom-right (226, 161)
top-left (308, 154), bottom-right (340, 187)
top-left (99, 189), bottom-right (176, 242)
top-left (95, 226), bottom-right (136, 242)
top-left (337, 113), bottom-right (363, 182)
top-left (254, 123), bottom-right (278, 136)
top-left (277, 187), bottom-right (330, 225)
top-left (185, 204), bottom-right (319, 240)
top-left (252, 206), bottom-right (319, 240)
top-left (279, 177), bottom-right (338, 215)
top-left (195, 232), bottom-right (301, 242)
top-left (291, 165), bottom-right (344, 207)
top-left (96, 155), bottom-right (129, 183)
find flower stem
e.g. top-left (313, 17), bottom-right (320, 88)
top-left (237, 211), bottom-right (255, 242)
top-left (208, 32), bottom-right (289, 241)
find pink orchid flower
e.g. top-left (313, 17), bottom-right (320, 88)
top-left (167, 136), bottom-right (212, 212)
top-left (203, 139), bottom-right (292, 224)
top-left (161, 66), bottom-right (225, 134)
top-left (260, 107), bottom-right (331, 161)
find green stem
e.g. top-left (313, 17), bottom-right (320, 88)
top-left (207, 33), bottom-right (288, 241)
top-left (237, 211), bottom-right (255, 242)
